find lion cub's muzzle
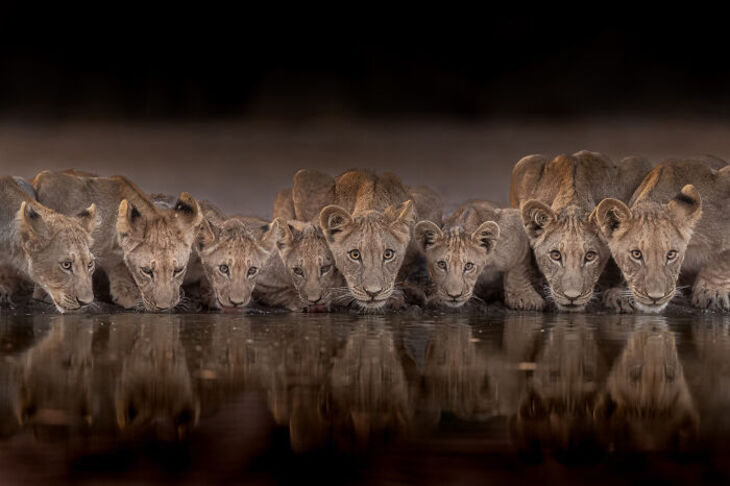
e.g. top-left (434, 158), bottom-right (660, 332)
top-left (632, 288), bottom-right (675, 313)
top-left (552, 289), bottom-right (593, 312)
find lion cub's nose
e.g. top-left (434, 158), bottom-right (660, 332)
top-left (448, 292), bottom-right (463, 299)
top-left (563, 289), bottom-right (581, 300)
top-left (365, 287), bottom-right (382, 299)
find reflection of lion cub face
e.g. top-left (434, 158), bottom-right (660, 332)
top-left (320, 201), bottom-right (415, 310)
top-left (116, 194), bottom-right (202, 311)
top-left (276, 221), bottom-right (344, 307)
top-left (522, 204), bottom-right (608, 311)
top-left (16, 201), bottom-right (98, 312)
top-left (196, 217), bottom-right (279, 308)
top-left (593, 187), bottom-right (701, 312)
top-left (415, 220), bottom-right (499, 307)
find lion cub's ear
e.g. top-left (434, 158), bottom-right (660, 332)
top-left (275, 219), bottom-right (298, 255)
top-left (386, 199), bottom-right (416, 238)
top-left (520, 200), bottom-right (555, 240)
top-left (16, 201), bottom-right (49, 248)
top-left (667, 185), bottom-right (702, 228)
top-left (320, 205), bottom-right (353, 242)
top-left (471, 221), bottom-right (500, 253)
top-left (75, 203), bottom-right (99, 234)
top-left (172, 192), bottom-right (203, 231)
top-left (116, 199), bottom-right (146, 243)
top-left (196, 218), bottom-right (220, 254)
top-left (414, 221), bottom-right (443, 252)
top-left (592, 198), bottom-right (631, 240)
top-left (259, 219), bottom-right (283, 254)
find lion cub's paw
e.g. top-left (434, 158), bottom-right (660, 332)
top-left (691, 283), bottom-right (730, 311)
top-left (110, 282), bottom-right (142, 310)
top-left (603, 287), bottom-right (635, 313)
top-left (505, 288), bottom-right (545, 311)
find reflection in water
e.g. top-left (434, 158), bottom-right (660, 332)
top-left (0, 312), bottom-right (729, 482)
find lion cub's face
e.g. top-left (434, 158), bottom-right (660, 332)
top-left (320, 201), bottom-right (415, 310)
top-left (116, 194), bottom-right (202, 311)
top-left (276, 221), bottom-right (344, 308)
top-left (17, 202), bottom-right (98, 312)
top-left (593, 186), bottom-right (701, 313)
top-left (415, 220), bottom-right (499, 307)
top-left (196, 217), bottom-right (279, 309)
top-left (521, 202), bottom-right (608, 311)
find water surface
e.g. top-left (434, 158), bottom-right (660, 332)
top-left (1, 311), bottom-right (729, 484)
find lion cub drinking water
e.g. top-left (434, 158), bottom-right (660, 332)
top-left (31, 171), bottom-right (202, 311)
top-left (0, 176), bottom-right (97, 312)
top-left (510, 150), bottom-right (652, 312)
top-left (593, 157), bottom-right (730, 312)
top-left (415, 200), bottom-right (544, 310)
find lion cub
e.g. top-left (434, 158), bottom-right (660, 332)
top-left (510, 150), bottom-right (651, 312)
top-left (254, 220), bottom-right (345, 311)
top-left (31, 171), bottom-right (202, 311)
top-left (183, 200), bottom-right (280, 310)
top-left (415, 200), bottom-right (544, 310)
top-left (0, 176), bottom-right (97, 312)
top-left (593, 157), bottom-right (730, 312)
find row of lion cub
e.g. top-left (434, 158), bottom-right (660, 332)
top-left (1, 150), bottom-right (728, 314)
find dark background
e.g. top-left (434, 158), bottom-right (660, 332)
top-left (1, 6), bottom-right (729, 120)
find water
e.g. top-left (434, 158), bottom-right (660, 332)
top-left (1, 311), bottom-right (730, 484)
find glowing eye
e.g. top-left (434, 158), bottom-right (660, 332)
top-left (464, 262), bottom-right (474, 271)
top-left (247, 266), bottom-right (258, 277)
top-left (631, 250), bottom-right (642, 260)
top-left (173, 266), bottom-right (185, 276)
top-left (61, 261), bottom-right (72, 271)
top-left (584, 251), bottom-right (597, 263)
top-left (437, 260), bottom-right (447, 270)
top-left (88, 261), bottom-right (95, 272)
top-left (141, 267), bottom-right (153, 277)
top-left (667, 250), bottom-right (678, 261)
top-left (550, 250), bottom-right (562, 261)
top-left (383, 249), bottom-right (395, 261)
top-left (219, 264), bottom-right (230, 275)
top-left (320, 265), bottom-right (331, 275)
top-left (348, 249), bottom-right (361, 261)
top-left (293, 266), bottom-right (304, 276)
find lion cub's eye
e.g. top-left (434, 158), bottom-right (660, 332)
top-left (61, 260), bottom-right (73, 271)
top-left (631, 249), bottom-right (643, 260)
top-left (293, 266), bottom-right (304, 276)
top-left (141, 267), bottom-right (153, 277)
top-left (87, 261), bottom-right (95, 272)
top-left (219, 264), bottom-right (230, 275)
top-left (383, 249), bottom-right (395, 261)
top-left (666, 250), bottom-right (678, 261)
top-left (464, 262), bottom-right (474, 272)
top-left (437, 260), bottom-right (447, 270)
top-left (584, 251), bottom-right (597, 263)
top-left (348, 249), bottom-right (361, 261)
top-left (549, 250), bottom-right (562, 261)
top-left (173, 266), bottom-right (185, 276)
top-left (247, 266), bottom-right (258, 277)
top-left (320, 265), bottom-right (331, 275)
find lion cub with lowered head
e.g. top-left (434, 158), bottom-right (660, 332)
top-left (593, 157), bottom-right (730, 312)
top-left (415, 200), bottom-right (544, 310)
top-left (0, 176), bottom-right (97, 312)
top-left (510, 150), bottom-right (652, 312)
top-left (32, 171), bottom-right (202, 311)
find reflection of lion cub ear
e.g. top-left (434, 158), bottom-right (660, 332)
top-left (414, 220), bottom-right (443, 252)
top-left (75, 203), bottom-right (99, 234)
top-left (667, 184), bottom-right (702, 227)
top-left (520, 200), bottom-right (555, 240)
top-left (471, 221), bottom-right (500, 253)
top-left (320, 205), bottom-right (353, 242)
top-left (592, 198), bottom-right (632, 240)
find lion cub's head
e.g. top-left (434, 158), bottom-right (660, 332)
top-left (196, 216), bottom-right (280, 309)
top-left (16, 201), bottom-right (98, 312)
top-left (320, 200), bottom-right (415, 310)
top-left (276, 220), bottom-right (344, 309)
top-left (414, 217), bottom-right (499, 307)
top-left (116, 193), bottom-right (202, 311)
top-left (592, 185), bottom-right (701, 313)
top-left (521, 203), bottom-right (608, 311)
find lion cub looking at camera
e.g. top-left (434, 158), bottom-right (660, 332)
top-left (510, 150), bottom-right (652, 312)
top-left (593, 157), bottom-right (730, 312)
top-left (32, 171), bottom-right (202, 311)
top-left (0, 176), bottom-right (97, 312)
top-left (415, 200), bottom-right (544, 310)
